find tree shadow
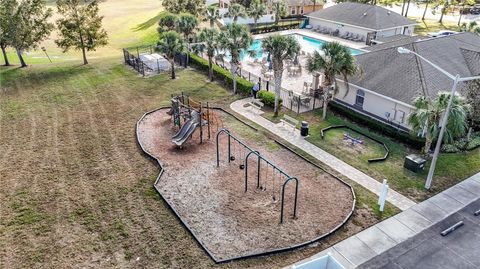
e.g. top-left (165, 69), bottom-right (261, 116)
top-left (132, 11), bottom-right (165, 32)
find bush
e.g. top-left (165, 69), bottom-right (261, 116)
top-left (441, 144), bottom-right (461, 153)
top-left (257, 90), bottom-right (282, 108)
top-left (189, 54), bottom-right (253, 96)
top-left (329, 101), bottom-right (425, 149)
top-left (466, 133), bottom-right (480, 151)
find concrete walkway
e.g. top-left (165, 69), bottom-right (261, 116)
top-left (230, 98), bottom-right (416, 211)
top-left (284, 172), bottom-right (480, 269)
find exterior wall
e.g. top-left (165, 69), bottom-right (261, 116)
top-left (288, 5), bottom-right (323, 16)
top-left (308, 18), bottom-right (415, 39)
top-left (335, 83), bottom-right (414, 130)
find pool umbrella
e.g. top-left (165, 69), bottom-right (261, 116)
top-left (293, 54), bottom-right (299, 65)
top-left (268, 60), bottom-right (273, 70)
top-left (267, 52), bottom-right (271, 62)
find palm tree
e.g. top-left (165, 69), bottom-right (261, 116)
top-left (204, 5), bottom-right (220, 28)
top-left (176, 13), bottom-right (198, 66)
top-left (156, 31), bottom-right (185, 79)
top-left (193, 28), bottom-right (220, 82)
top-left (408, 93), bottom-right (470, 155)
top-left (272, 0), bottom-right (287, 25)
top-left (247, 0), bottom-right (267, 29)
top-left (261, 35), bottom-right (300, 116)
top-left (218, 23), bottom-right (252, 94)
top-left (226, 3), bottom-right (246, 22)
top-left (157, 12), bottom-right (178, 34)
top-left (307, 42), bottom-right (358, 120)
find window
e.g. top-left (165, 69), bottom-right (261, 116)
top-left (395, 110), bottom-right (405, 123)
top-left (300, 6), bottom-right (304, 14)
top-left (355, 89), bottom-right (365, 108)
top-left (291, 7), bottom-right (296, 15)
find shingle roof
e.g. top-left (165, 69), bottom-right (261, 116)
top-left (286, 0), bottom-right (316, 6)
top-left (347, 33), bottom-right (480, 105)
top-left (367, 35), bottom-right (426, 52)
top-left (307, 2), bottom-right (416, 30)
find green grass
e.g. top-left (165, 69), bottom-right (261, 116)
top-left (413, 18), bottom-right (460, 36)
top-left (262, 108), bottom-right (480, 202)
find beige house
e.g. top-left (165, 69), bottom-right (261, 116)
top-left (218, 0), bottom-right (323, 16)
top-left (333, 33), bottom-right (480, 131)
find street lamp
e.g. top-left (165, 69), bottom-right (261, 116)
top-left (397, 47), bottom-right (480, 189)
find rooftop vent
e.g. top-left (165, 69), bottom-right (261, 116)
top-left (363, 12), bottom-right (367, 16)
top-left (387, 11), bottom-right (391, 15)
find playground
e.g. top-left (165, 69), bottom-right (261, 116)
top-left (136, 96), bottom-right (355, 262)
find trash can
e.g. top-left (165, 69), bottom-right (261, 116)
top-left (404, 154), bottom-right (427, 173)
top-left (300, 121), bottom-right (309, 137)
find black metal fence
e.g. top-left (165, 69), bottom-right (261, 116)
top-left (209, 55), bottom-right (323, 114)
top-left (123, 45), bottom-right (186, 77)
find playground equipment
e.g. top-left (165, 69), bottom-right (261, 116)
top-left (343, 132), bottom-right (364, 146)
top-left (170, 93), bottom-right (221, 147)
top-left (216, 129), bottom-right (299, 224)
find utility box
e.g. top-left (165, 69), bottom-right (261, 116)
top-left (404, 154), bottom-right (427, 173)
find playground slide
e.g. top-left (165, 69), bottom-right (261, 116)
top-left (172, 112), bottom-right (200, 146)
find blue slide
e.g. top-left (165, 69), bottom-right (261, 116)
top-left (172, 111), bottom-right (200, 147)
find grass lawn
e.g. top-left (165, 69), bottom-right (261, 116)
top-left (412, 18), bottom-right (460, 36)
top-left (262, 108), bottom-right (480, 202)
top-left (0, 59), bottom-right (400, 268)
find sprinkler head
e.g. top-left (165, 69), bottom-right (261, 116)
top-left (230, 156), bottom-right (236, 161)
top-left (239, 164), bottom-right (245, 170)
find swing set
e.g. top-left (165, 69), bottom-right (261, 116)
top-left (216, 128), bottom-right (299, 224)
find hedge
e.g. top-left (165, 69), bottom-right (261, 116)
top-left (257, 90), bottom-right (282, 108)
top-left (189, 54), bottom-right (254, 96)
top-left (329, 101), bottom-right (425, 149)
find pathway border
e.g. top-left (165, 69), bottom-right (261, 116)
top-left (230, 98), bottom-right (416, 211)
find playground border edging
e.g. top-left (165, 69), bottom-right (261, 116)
top-left (135, 106), bottom-right (356, 263)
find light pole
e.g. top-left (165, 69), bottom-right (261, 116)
top-left (397, 47), bottom-right (480, 189)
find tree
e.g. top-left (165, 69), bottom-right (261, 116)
top-left (422, 0), bottom-right (430, 20)
top-left (247, 0), bottom-right (267, 28)
top-left (271, 0), bottom-right (287, 25)
top-left (408, 93), bottom-right (470, 154)
top-left (162, 0), bottom-right (205, 17)
top-left (218, 23), bottom-right (252, 94)
top-left (307, 42), bottom-right (358, 120)
top-left (157, 12), bottom-right (178, 34)
top-left (10, 0), bottom-right (53, 67)
top-left (176, 13), bottom-right (197, 66)
top-left (156, 31), bottom-right (185, 79)
top-left (226, 3), bottom-right (246, 22)
top-left (204, 5), bottom-right (220, 28)
top-left (457, 0), bottom-right (475, 25)
top-left (465, 79), bottom-right (480, 130)
top-left (0, 0), bottom-right (17, 66)
top-left (261, 35), bottom-right (300, 116)
top-left (432, 0), bottom-right (456, 23)
top-left (193, 28), bottom-right (220, 82)
top-left (55, 0), bottom-right (108, 65)
top-left (460, 21), bottom-right (480, 35)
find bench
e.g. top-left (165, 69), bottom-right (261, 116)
top-left (280, 114), bottom-right (298, 132)
top-left (249, 99), bottom-right (264, 114)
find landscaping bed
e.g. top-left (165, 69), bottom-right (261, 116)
top-left (136, 109), bottom-right (355, 262)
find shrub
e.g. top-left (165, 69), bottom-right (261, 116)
top-left (189, 54), bottom-right (253, 96)
top-left (466, 133), bottom-right (480, 151)
top-left (441, 144), bottom-right (461, 153)
top-left (329, 101), bottom-right (425, 149)
top-left (257, 90), bottom-right (282, 108)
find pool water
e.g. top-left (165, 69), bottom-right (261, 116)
top-left (227, 34), bottom-right (364, 62)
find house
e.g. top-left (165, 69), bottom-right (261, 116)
top-left (285, 0), bottom-right (324, 16)
top-left (306, 2), bottom-right (417, 43)
top-left (333, 33), bottom-right (480, 131)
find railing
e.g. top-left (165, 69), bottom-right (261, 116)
top-left (207, 54), bottom-right (323, 114)
top-left (123, 45), bottom-right (186, 77)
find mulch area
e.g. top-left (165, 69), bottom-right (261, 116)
top-left (137, 109), bottom-right (354, 262)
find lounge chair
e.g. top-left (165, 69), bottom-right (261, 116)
top-left (340, 31), bottom-right (349, 39)
top-left (333, 29), bottom-right (340, 36)
top-left (314, 26), bottom-right (320, 32)
top-left (348, 33), bottom-right (357, 41)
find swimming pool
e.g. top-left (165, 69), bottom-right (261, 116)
top-left (233, 34), bottom-right (363, 62)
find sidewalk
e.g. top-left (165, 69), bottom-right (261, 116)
top-left (230, 98), bottom-right (416, 211)
top-left (284, 172), bottom-right (480, 269)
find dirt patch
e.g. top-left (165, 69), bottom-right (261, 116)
top-left (137, 109), bottom-right (354, 261)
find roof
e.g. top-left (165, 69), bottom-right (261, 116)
top-left (367, 35), bottom-right (426, 52)
top-left (347, 33), bottom-right (480, 105)
top-left (307, 2), bottom-right (416, 30)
